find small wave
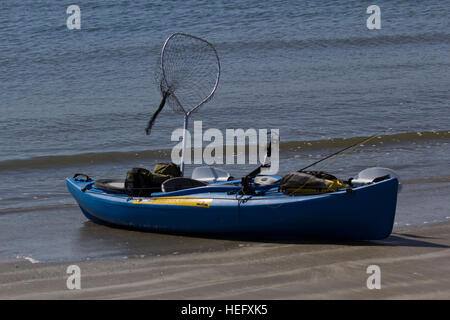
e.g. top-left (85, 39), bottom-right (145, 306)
top-left (0, 149), bottom-right (172, 172)
top-left (279, 130), bottom-right (450, 152)
top-left (403, 176), bottom-right (450, 185)
top-left (218, 32), bottom-right (450, 52)
top-left (0, 130), bottom-right (448, 171)
top-left (0, 204), bottom-right (78, 216)
top-left (16, 255), bottom-right (40, 264)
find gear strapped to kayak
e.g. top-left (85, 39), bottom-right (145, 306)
top-left (92, 163), bottom-right (182, 196)
top-left (280, 171), bottom-right (347, 195)
top-left (124, 162), bottom-right (181, 197)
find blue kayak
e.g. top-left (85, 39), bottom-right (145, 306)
top-left (66, 175), bottom-right (399, 240)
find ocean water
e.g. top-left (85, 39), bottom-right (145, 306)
top-left (0, 0), bottom-right (449, 262)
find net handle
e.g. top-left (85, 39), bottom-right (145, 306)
top-left (160, 32), bottom-right (221, 116)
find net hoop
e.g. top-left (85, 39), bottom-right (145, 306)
top-left (160, 33), bottom-right (221, 115)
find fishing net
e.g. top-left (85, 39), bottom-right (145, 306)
top-left (147, 33), bottom-right (220, 134)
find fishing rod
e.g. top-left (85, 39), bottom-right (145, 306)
top-left (298, 133), bottom-right (380, 172)
top-left (239, 131), bottom-right (274, 195)
top-left (239, 132), bottom-right (380, 194)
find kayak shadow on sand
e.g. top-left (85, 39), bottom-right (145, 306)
top-left (352, 234), bottom-right (449, 249)
top-left (198, 233), bottom-right (450, 249)
top-left (75, 220), bottom-right (449, 256)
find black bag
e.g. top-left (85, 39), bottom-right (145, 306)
top-left (124, 163), bottom-right (182, 197)
top-left (124, 167), bottom-right (154, 197)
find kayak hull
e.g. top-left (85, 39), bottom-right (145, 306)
top-left (66, 177), bottom-right (398, 240)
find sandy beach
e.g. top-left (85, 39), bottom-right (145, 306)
top-left (1, 222), bottom-right (449, 300)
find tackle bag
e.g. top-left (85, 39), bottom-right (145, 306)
top-left (152, 162), bottom-right (181, 186)
top-left (124, 167), bottom-right (155, 197)
top-left (153, 162), bottom-right (181, 177)
top-left (280, 171), bottom-right (347, 195)
top-left (153, 162), bottom-right (181, 178)
top-left (124, 163), bottom-right (182, 197)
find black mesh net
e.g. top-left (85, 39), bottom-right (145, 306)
top-left (147, 33), bottom-right (220, 135)
top-left (157, 33), bottom-right (220, 114)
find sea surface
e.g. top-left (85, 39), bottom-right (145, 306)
top-left (0, 0), bottom-right (449, 262)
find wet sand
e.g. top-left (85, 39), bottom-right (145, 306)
top-left (0, 222), bottom-right (449, 299)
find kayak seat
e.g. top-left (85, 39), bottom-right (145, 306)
top-left (161, 177), bottom-right (207, 193)
top-left (254, 175), bottom-right (280, 185)
top-left (191, 167), bottom-right (233, 183)
top-left (94, 179), bottom-right (126, 194)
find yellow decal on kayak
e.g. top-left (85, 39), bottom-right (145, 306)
top-left (133, 197), bottom-right (212, 208)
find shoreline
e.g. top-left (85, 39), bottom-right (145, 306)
top-left (1, 222), bottom-right (449, 299)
